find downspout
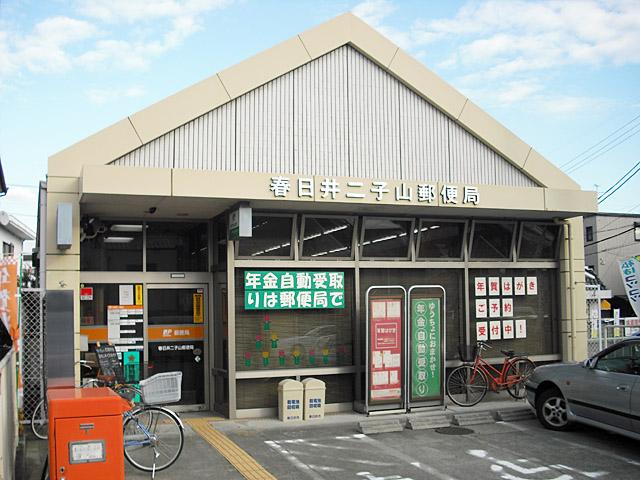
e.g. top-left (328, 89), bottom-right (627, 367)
top-left (556, 218), bottom-right (575, 360)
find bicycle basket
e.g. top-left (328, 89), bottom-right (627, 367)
top-left (458, 344), bottom-right (477, 363)
top-left (139, 372), bottom-right (182, 404)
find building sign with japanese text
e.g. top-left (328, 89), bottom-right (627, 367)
top-left (268, 176), bottom-right (480, 206)
top-left (411, 298), bottom-right (441, 401)
top-left (244, 271), bottom-right (345, 310)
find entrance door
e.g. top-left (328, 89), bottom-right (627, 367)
top-left (146, 284), bottom-right (208, 410)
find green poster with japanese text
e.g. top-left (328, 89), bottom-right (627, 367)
top-left (411, 298), bottom-right (441, 400)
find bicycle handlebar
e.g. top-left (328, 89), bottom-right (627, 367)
top-left (477, 341), bottom-right (493, 350)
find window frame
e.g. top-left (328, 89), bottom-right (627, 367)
top-left (299, 214), bottom-right (358, 260)
top-left (416, 219), bottom-right (467, 261)
top-left (359, 216), bottom-right (415, 261)
top-left (516, 221), bottom-right (562, 261)
top-left (586, 226), bottom-right (593, 243)
top-left (234, 212), bottom-right (296, 260)
top-left (468, 220), bottom-right (517, 262)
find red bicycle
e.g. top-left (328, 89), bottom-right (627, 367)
top-left (446, 341), bottom-right (536, 406)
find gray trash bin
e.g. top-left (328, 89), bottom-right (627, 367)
top-left (278, 379), bottom-right (303, 422)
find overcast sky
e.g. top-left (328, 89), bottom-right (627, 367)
top-left (1, 0), bottom-right (639, 237)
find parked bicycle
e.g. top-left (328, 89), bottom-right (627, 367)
top-left (35, 348), bottom-right (184, 477)
top-left (446, 341), bottom-right (536, 407)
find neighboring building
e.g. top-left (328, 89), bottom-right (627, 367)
top-left (0, 211), bottom-right (35, 260)
top-left (41, 14), bottom-right (596, 418)
top-left (584, 213), bottom-right (640, 314)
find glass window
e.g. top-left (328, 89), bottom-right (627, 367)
top-left (361, 217), bottom-right (413, 259)
top-left (518, 223), bottom-right (560, 259)
top-left (237, 215), bottom-right (293, 258)
top-left (301, 216), bottom-right (355, 258)
top-left (146, 222), bottom-right (208, 272)
top-left (359, 269), bottom-right (464, 363)
top-left (595, 342), bottom-right (640, 375)
top-left (585, 226), bottom-right (593, 242)
top-left (235, 268), bottom-right (354, 371)
top-left (81, 221), bottom-right (143, 271)
top-left (80, 284), bottom-right (122, 326)
top-left (470, 221), bottom-right (515, 260)
top-left (469, 268), bottom-right (558, 356)
top-left (148, 288), bottom-right (204, 325)
top-left (417, 220), bottom-right (465, 259)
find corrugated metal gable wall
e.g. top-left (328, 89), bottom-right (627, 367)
top-left (112, 46), bottom-right (537, 187)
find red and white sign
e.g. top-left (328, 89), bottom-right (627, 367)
top-left (489, 320), bottom-right (501, 340)
top-left (80, 287), bottom-right (94, 301)
top-left (515, 319), bottom-right (527, 338)
top-left (526, 277), bottom-right (538, 295)
top-left (476, 321), bottom-right (488, 341)
top-left (475, 299), bottom-right (487, 318)
top-left (501, 277), bottom-right (512, 296)
top-left (514, 277), bottom-right (526, 296)
top-left (488, 277), bottom-right (500, 296)
top-left (502, 319), bottom-right (514, 339)
top-left (474, 277), bottom-right (487, 296)
top-left (502, 298), bottom-right (513, 317)
top-left (489, 298), bottom-right (501, 318)
top-left (370, 298), bottom-right (402, 402)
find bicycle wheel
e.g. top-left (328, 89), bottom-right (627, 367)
top-left (505, 358), bottom-right (536, 399)
top-left (123, 406), bottom-right (184, 472)
top-left (31, 399), bottom-right (48, 440)
top-left (446, 365), bottom-right (488, 407)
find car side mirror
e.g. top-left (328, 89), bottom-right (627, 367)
top-left (583, 357), bottom-right (596, 369)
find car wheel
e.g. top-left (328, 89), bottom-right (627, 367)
top-left (536, 388), bottom-right (570, 431)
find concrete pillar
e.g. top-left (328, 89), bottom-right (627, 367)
top-left (559, 216), bottom-right (588, 361)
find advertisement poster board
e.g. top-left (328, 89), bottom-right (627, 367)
top-left (0, 258), bottom-right (18, 347)
top-left (410, 298), bottom-right (441, 402)
top-left (369, 298), bottom-right (402, 404)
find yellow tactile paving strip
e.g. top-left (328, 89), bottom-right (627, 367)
top-left (186, 418), bottom-right (277, 480)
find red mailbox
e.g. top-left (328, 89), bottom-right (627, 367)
top-left (48, 387), bottom-right (130, 480)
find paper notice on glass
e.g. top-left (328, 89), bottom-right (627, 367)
top-left (372, 371), bottom-right (389, 386)
top-left (516, 319), bottom-right (527, 338)
top-left (502, 298), bottom-right (514, 317)
top-left (119, 284), bottom-right (134, 305)
top-left (526, 277), bottom-right (538, 295)
top-left (107, 307), bottom-right (121, 341)
top-left (389, 370), bottom-right (399, 384)
top-left (387, 300), bottom-right (401, 317)
top-left (502, 319), bottom-right (514, 339)
top-left (372, 351), bottom-right (383, 369)
top-left (489, 320), bottom-right (501, 340)
top-left (501, 277), bottom-right (513, 295)
top-left (475, 277), bottom-right (487, 296)
top-left (514, 277), bottom-right (526, 296)
top-left (475, 299), bottom-right (487, 318)
top-left (489, 298), bottom-right (501, 318)
top-left (382, 350), bottom-right (393, 368)
top-left (390, 353), bottom-right (401, 367)
top-left (488, 277), bottom-right (500, 296)
top-left (476, 321), bottom-right (488, 341)
top-left (371, 300), bottom-right (386, 318)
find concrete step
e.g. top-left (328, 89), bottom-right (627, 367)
top-left (407, 414), bottom-right (451, 430)
top-left (452, 411), bottom-right (495, 427)
top-left (358, 419), bottom-right (405, 434)
top-left (495, 408), bottom-right (536, 422)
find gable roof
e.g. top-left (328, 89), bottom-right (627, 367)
top-left (49, 13), bottom-right (579, 191)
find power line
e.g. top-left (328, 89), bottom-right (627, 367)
top-left (599, 163), bottom-right (640, 204)
top-left (565, 123), bottom-right (640, 174)
top-left (597, 159), bottom-right (640, 201)
top-left (561, 113), bottom-right (640, 170)
top-left (584, 226), bottom-right (635, 247)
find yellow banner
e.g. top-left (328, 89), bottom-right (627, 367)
top-left (193, 293), bottom-right (204, 324)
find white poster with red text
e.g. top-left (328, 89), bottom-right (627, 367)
top-left (369, 298), bottom-right (402, 403)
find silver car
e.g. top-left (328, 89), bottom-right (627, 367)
top-left (526, 338), bottom-right (640, 440)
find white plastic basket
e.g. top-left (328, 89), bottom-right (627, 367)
top-left (139, 372), bottom-right (182, 404)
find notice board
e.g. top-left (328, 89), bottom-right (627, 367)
top-left (369, 297), bottom-right (402, 404)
